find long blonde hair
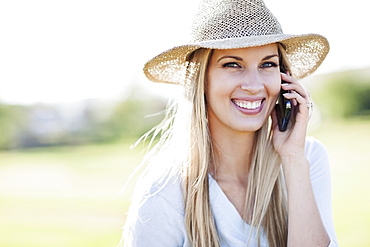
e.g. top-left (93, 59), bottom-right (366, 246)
top-left (124, 44), bottom-right (291, 246)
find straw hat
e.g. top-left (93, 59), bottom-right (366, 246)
top-left (143, 0), bottom-right (329, 84)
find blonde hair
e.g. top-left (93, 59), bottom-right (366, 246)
top-left (123, 43), bottom-right (292, 246)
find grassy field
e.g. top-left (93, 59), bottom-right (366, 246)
top-left (0, 140), bottom-right (143, 247)
top-left (0, 119), bottom-right (369, 246)
top-left (308, 118), bottom-right (370, 246)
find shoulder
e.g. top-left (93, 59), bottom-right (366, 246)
top-left (304, 136), bottom-right (329, 159)
top-left (147, 175), bottom-right (185, 214)
top-left (133, 174), bottom-right (185, 218)
top-left (304, 136), bottom-right (331, 179)
top-left (304, 136), bottom-right (332, 196)
top-left (124, 175), bottom-right (187, 246)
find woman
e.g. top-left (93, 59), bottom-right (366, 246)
top-left (122, 0), bottom-right (337, 246)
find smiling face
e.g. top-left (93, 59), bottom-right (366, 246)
top-left (206, 44), bottom-right (281, 135)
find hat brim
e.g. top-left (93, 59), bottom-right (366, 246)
top-left (144, 33), bottom-right (329, 84)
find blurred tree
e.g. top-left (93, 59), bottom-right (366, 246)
top-left (0, 104), bottom-right (28, 149)
top-left (97, 96), bottom-right (167, 142)
top-left (0, 87), bottom-right (167, 149)
top-left (314, 69), bottom-right (370, 119)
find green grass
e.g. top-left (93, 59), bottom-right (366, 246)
top-left (309, 118), bottom-right (370, 246)
top-left (0, 141), bottom-right (144, 247)
top-left (0, 119), bottom-right (369, 246)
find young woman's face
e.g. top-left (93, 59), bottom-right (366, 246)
top-left (206, 44), bottom-right (281, 134)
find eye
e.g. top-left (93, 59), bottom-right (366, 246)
top-left (222, 62), bottom-right (241, 68)
top-left (260, 62), bottom-right (278, 68)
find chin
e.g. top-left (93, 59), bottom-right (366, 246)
top-left (234, 120), bottom-right (266, 133)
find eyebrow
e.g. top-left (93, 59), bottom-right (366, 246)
top-left (262, 54), bottom-right (279, 60)
top-left (217, 54), bottom-right (279, 63)
top-left (217, 56), bottom-right (243, 63)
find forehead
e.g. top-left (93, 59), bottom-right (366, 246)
top-left (211, 43), bottom-right (278, 59)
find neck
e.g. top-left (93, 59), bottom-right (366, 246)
top-left (209, 127), bottom-right (256, 182)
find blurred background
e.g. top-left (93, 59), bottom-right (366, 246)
top-left (0, 0), bottom-right (369, 246)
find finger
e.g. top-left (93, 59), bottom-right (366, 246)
top-left (283, 91), bottom-right (309, 115)
top-left (280, 72), bottom-right (297, 84)
top-left (281, 73), bottom-right (308, 97)
top-left (280, 73), bottom-right (313, 119)
top-left (283, 91), bottom-right (306, 104)
top-left (281, 83), bottom-right (308, 99)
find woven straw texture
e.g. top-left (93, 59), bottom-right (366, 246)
top-left (144, 0), bottom-right (329, 84)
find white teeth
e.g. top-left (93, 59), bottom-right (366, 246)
top-left (234, 100), bottom-right (261, 109)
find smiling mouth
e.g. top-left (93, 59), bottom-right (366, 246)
top-left (232, 99), bottom-right (263, 110)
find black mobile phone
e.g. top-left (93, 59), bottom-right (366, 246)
top-left (276, 86), bottom-right (292, 132)
top-left (276, 63), bottom-right (292, 131)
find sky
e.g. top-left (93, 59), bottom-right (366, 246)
top-left (0, 0), bottom-right (369, 105)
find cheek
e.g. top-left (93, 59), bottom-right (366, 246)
top-left (266, 77), bottom-right (282, 104)
top-left (271, 83), bottom-right (281, 97)
top-left (266, 77), bottom-right (281, 91)
top-left (206, 84), bottom-right (226, 112)
top-left (207, 73), bottom-right (231, 98)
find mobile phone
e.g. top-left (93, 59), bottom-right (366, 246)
top-left (276, 83), bottom-right (292, 132)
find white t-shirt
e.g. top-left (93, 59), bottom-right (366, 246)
top-left (125, 137), bottom-right (338, 246)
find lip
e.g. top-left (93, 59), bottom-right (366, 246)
top-left (231, 97), bottom-right (265, 115)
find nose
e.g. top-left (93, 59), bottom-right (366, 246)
top-left (240, 71), bottom-right (264, 94)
